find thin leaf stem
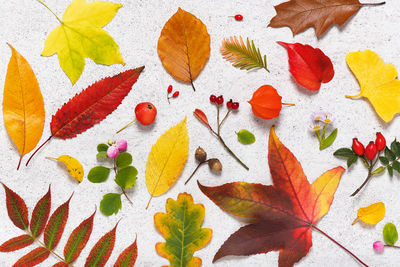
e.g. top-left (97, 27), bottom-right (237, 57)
top-left (312, 225), bottom-right (369, 267)
top-left (282, 103), bottom-right (295, 106)
top-left (217, 104), bottom-right (221, 135)
top-left (185, 160), bottom-right (209, 185)
top-left (26, 136), bottom-right (53, 166)
top-left (116, 119), bottom-right (136, 133)
top-left (385, 244), bottom-right (400, 249)
top-left (190, 80), bottom-right (196, 91)
top-left (361, 2), bottom-right (386, 6)
top-left (17, 156), bottom-right (23, 170)
top-left (113, 160), bottom-right (133, 205)
top-left (35, 238), bottom-right (67, 264)
top-left (351, 151), bottom-right (381, 196)
top-left (36, 0), bottom-right (63, 24)
top-left (217, 135), bottom-right (249, 170)
top-left (219, 110), bottom-right (231, 128)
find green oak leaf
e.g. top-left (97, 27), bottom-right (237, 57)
top-left (100, 193), bottom-right (122, 216)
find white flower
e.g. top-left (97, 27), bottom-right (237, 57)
top-left (322, 113), bottom-right (335, 124)
top-left (309, 123), bottom-right (322, 132)
top-left (311, 111), bottom-right (326, 122)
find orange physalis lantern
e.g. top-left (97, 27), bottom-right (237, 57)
top-left (248, 85), bottom-right (293, 119)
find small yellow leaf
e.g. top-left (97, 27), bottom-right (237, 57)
top-left (3, 44), bottom-right (45, 169)
top-left (157, 8), bottom-right (210, 91)
top-left (146, 118), bottom-right (189, 209)
top-left (352, 202), bottom-right (385, 225)
top-left (346, 50), bottom-right (400, 122)
top-left (46, 155), bottom-right (84, 182)
top-left (154, 193), bottom-right (212, 267)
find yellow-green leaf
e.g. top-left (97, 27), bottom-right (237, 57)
top-left (146, 118), bottom-right (189, 209)
top-left (154, 193), bottom-right (212, 267)
top-left (41, 0), bottom-right (124, 84)
top-left (346, 50), bottom-right (400, 122)
top-left (352, 202), bottom-right (385, 225)
top-left (46, 155), bottom-right (84, 182)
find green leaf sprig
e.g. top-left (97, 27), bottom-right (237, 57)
top-left (88, 140), bottom-right (138, 216)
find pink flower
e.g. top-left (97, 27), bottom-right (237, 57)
top-left (116, 140), bottom-right (127, 151)
top-left (373, 241), bottom-right (384, 252)
top-left (107, 146), bottom-right (119, 158)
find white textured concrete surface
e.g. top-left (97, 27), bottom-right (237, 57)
top-left (1, 0), bottom-right (399, 266)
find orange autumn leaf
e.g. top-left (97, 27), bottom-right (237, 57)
top-left (198, 127), bottom-right (366, 267)
top-left (157, 8), bottom-right (210, 91)
top-left (3, 44), bottom-right (45, 169)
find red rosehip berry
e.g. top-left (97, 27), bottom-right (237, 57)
top-left (167, 85), bottom-right (173, 93)
top-left (234, 14), bottom-right (243, 21)
top-left (352, 138), bottom-right (365, 156)
top-left (375, 132), bottom-right (386, 151)
top-left (365, 141), bottom-right (377, 161)
top-left (172, 91), bottom-right (179, 98)
top-left (232, 102), bottom-right (239, 110)
top-left (210, 94), bottom-right (216, 103)
top-left (216, 95), bottom-right (224, 105)
top-left (227, 99), bottom-right (233, 109)
top-left (135, 102), bottom-right (157, 125)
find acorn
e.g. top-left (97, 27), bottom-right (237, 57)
top-left (195, 147), bottom-right (207, 162)
top-left (208, 158), bottom-right (222, 172)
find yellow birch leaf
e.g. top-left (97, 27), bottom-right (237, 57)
top-left (3, 44), bottom-right (45, 170)
top-left (154, 193), bottom-right (212, 267)
top-left (346, 50), bottom-right (400, 122)
top-left (41, 0), bottom-right (124, 84)
top-left (46, 155), bottom-right (84, 182)
top-left (352, 202), bottom-right (385, 225)
top-left (157, 8), bottom-right (210, 91)
top-left (146, 118), bottom-right (189, 209)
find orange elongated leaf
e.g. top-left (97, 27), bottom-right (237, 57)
top-left (64, 210), bottom-right (96, 264)
top-left (44, 194), bottom-right (72, 250)
top-left (193, 109), bottom-right (210, 127)
top-left (157, 8), bottom-right (210, 91)
top-left (13, 247), bottom-right (50, 267)
top-left (30, 185), bottom-right (51, 238)
top-left (0, 235), bottom-right (34, 252)
top-left (52, 262), bottom-right (69, 267)
top-left (26, 67), bottom-right (144, 166)
top-left (3, 44), bottom-right (45, 169)
top-left (114, 238), bottom-right (137, 267)
top-left (2, 183), bottom-right (29, 230)
top-left (84, 223), bottom-right (118, 267)
top-left (198, 127), bottom-right (363, 267)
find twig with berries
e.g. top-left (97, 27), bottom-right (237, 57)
top-left (309, 112), bottom-right (337, 150)
top-left (373, 222), bottom-right (399, 253)
top-left (194, 94), bottom-right (249, 170)
top-left (334, 132), bottom-right (400, 196)
top-left (166, 85), bottom-right (179, 104)
top-left (185, 147), bottom-right (222, 185)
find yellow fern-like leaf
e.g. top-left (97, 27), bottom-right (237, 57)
top-left (146, 118), bottom-right (189, 209)
top-left (220, 36), bottom-right (269, 72)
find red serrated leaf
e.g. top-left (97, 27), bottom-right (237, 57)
top-left (13, 247), bottom-right (50, 267)
top-left (0, 235), bottom-right (34, 252)
top-left (51, 67), bottom-right (144, 139)
top-left (278, 42), bottom-right (334, 91)
top-left (52, 262), bottom-right (69, 267)
top-left (114, 237), bottom-right (137, 267)
top-left (64, 210), bottom-right (96, 264)
top-left (85, 222), bottom-right (118, 267)
top-left (30, 185), bottom-right (51, 238)
top-left (2, 183), bottom-right (29, 230)
top-left (44, 194), bottom-right (72, 250)
top-left (193, 109), bottom-right (210, 127)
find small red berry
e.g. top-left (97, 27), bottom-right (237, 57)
top-left (227, 99), bottom-right (233, 109)
top-left (172, 91), bottom-right (179, 98)
top-left (232, 102), bottom-right (239, 110)
top-left (216, 95), bottom-right (224, 105)
top-left (135, 102), bottom-right (157, 125)
top-left (375, 132), bottom-right (386, 151)
top-left (167, 85), bottom-right (173, 93)
top-left (352, 138), bottom-right (365, 156)
top-left (234, 14), bottom-right (243, 21)
top-left (210, 94), bottom-right (216, 103)
top-left (365, 141), bottom-right (377, 161)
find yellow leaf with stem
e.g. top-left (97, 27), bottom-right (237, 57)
top-left (146, 118), bottom-right (189, 209)
top-left (352, 202), bottom-right (385, 225)
top-left (46, 155), bottom-right (84, 182)
top-left (40, 0), bottom-right (124, 84)
top-left (346, 50), bottom-right (400, 122)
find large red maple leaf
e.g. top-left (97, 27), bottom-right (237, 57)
top-left (198, 127), bottom-right (368, 267)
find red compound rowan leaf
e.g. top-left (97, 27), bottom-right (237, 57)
top-left (30, 185), bottom-right (51, 238)
top-left (198, 127), bottom-right (367, 267)
top-left (13, 247), bottom-right (50, 267)
top-left (0, 235), bottom-right (34, 252)
top-left (278, 42), bottom-right (334, 91)
top-left (2, 183), bottom-right (29, 230)
top-left (85, 223), bottom-right (118, 267)
top-left (114, 238), bottom-right (137, 267)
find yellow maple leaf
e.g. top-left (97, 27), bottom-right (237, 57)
top-left (352, 202), bottom-right (385, 225)
top-left (40, 0), bottom-right (124, 84)
top-left (346, 50), bottom-right (400, 122)
top-left (146, 118), bottom-right (189, 209)
top-left (46, 155), bottom-right (84, 183)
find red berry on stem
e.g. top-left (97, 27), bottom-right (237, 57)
top-left (167, 85), bottom-right (173, 93)
top-left (172, 91), bottom-right (179, 98)
top-left (365, 141), bottom-right (377, 161)
top-left (352, 138), bottom-right (365, 156)
top-left (375, 132), bottom-right (386, 151)
top-left (234, 14), bottom-right (243, 21)
top-left (216, 95), bottom-right (224, 105)
top-left (135, 102), bottom-right (157, 125)
top-left (227, 99), bottom-right (233, 109)
top-left (210, 94), bottom-right (216, 103)
top-left (232, 102), bottom-right (239, 110)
